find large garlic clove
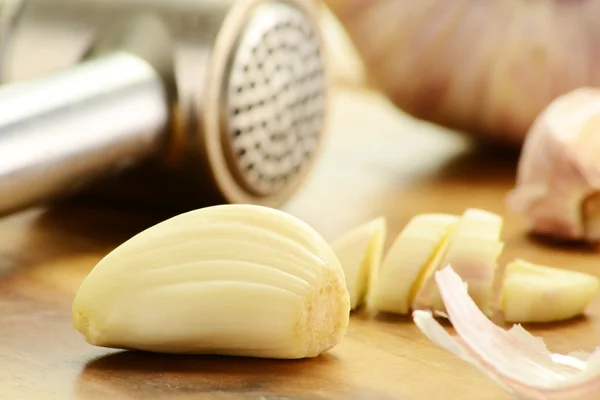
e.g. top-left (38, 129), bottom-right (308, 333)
top-left (501, 259), bottom-right (599, 323)
top-left (72, 204), bottom-right (351, 359)
top-left (507, 88), bottom-right (600, 243)
top-left (330, 217), bottom-right (386, 310)
top-left (321, 0), bottom-right (600, 146)
top-left (412, 209), bottom-right (503, 314)
top-left (368, 213), bottom-right (458, 315)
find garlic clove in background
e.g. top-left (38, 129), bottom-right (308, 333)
top-left (316, 1), bottom-right (366, 88)
top-left (72, 204), bottom-right (351, 359)
top-left (507, 88), bottom-right (600, 244)
top-left (320, 0), bottom-right (600, 146)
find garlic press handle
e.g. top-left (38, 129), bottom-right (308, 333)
top-left (0, 51), bottom-right (169, 215)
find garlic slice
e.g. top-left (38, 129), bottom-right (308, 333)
top-left (501, 259), bottom-right (599, 323)
top-left (330, 217), bottom-right (387, 310)
top-left (412, 209), bottom-right (503, 315)
top-left (413, 266), bottom-right (600, 400)
top-left (368, 213), bottom-right (458, 315)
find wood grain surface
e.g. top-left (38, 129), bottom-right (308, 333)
top-left (2, 87), bottom-right (600, 400)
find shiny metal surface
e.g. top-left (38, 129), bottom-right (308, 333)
top-left (0, 0), bottom-right (328, 214)
top-left (224, 2), bottom-right (326, 197)
top-left (0, 52), bottom-right (168, 214)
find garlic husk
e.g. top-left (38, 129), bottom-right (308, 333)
top-left (321, 0), bottom-right (600, 146)
top-left (413, 266), bottom-right (600, 400)
top-left (507, 88), bottom-right (600, 243)
top-left (72, 204), bottom-right (350, 359)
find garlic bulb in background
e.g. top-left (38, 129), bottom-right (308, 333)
top-left (507, 88), bottom-right (600, 244)
top-left (321, 0), bottom-right (600, 146)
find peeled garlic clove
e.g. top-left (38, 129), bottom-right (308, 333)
top-left (322, 0), bottom-right (600, 146)
top-left (72, 204), bottom-right (351, 359)
top-left (508, 88), bottom-right (600, 244)
top-left (501, 259), bottom-right (599, 323)
top-left (368, 213), bottom-right (458, 315)
top-left (412, 209), bottom-right (503, 314)
top-left (413, 266), bottom-right (600, 400)
top-left (330, 217), bottom-right (386, 310)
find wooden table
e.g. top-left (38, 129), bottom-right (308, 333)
top-left (2, 87), bottom-right (600, 400)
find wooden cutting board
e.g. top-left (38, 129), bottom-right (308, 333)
top-left (2, 87), bottom-right (599, 400)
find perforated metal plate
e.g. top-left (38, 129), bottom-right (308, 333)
top-left (224, 1), bottom-right (326, 196)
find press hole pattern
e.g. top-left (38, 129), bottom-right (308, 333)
top-left (226, 4), bottom-right (326, 194)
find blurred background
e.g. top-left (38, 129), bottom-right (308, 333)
top-left (0, 0), bottom-right (596, 240)
top-left (319, 0), bottom-right (600, 148)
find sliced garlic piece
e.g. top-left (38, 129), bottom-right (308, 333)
top-left (72, 204), bottom-right (351, 359)
top-left (502, 259), bottom-right (599, 323)
top-left (368, 213), bottom-right (458, 315)
top-left (412, 208), bottom-right (503, 314)
top-left (330, 217), bottom-right (386, 310)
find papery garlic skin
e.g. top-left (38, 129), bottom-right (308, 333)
top-left (508, 88), bottom-right (600, 243)
top-left (501, 259), bottom-right (599, 323)
top-left (72, 204), bottom-right (351, 359)
top-left (368, 214), bottom-right (458, 315)
top-left (321, 0), bottom-right (600, 146)
top-left (413, 266), bottom-right (600, 400)
top-left (330, 218), bottom-right (386, 310)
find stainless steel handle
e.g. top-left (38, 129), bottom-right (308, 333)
top-left (0, 51), bottom-right (169, 215)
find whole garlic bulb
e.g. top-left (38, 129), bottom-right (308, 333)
top-left (72, 204), bottom-right (350, 359)
top-left (322, 0), bottom-right (600, 146)
top-left (507, 87), bottom-right (600, 244)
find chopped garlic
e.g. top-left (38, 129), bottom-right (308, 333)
top-left (368, 213), bottom-right (458, 315)
top-left (330, 217), bottom-right (387, 310)
top-left (412, 209), bottom-right (503, 315)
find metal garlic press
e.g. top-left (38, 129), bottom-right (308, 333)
top-left (0, 0), bottom-right (329, 215)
